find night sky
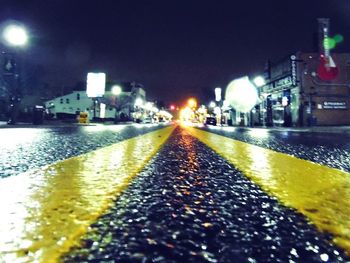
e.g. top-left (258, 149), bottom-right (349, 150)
top-left (1, 0), bottom-right (349, 105)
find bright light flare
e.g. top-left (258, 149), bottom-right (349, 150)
top-left (86, 73), bottom-right (106, 98)
top-left (111, 85), bottom-right (122, 95)
top-left (134, 98), bottom-right (143, 107)
top-left (180, 107), bottom-right (193, 122)
top-left (225, 76), bottom-right (259, 113)
top-left (3, 24), bottom-right (28, 46)
top-left (253, 76), bottom-right (266, 87)
top-left (188, 98), bottom-right (197, 108)
top-left (145, 102), bottom-right (153, 111)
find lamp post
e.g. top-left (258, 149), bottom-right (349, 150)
top-left (134, 97), bottom-right (143, 123)
top-left (252, 76), bottom-right (266, 127)
top-left (111, 85), bottom-right (122, 122)
top-left (1, 22), bottom-right (28, 124)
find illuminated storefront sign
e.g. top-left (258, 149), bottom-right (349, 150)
top-left (290, 55), bottom-right (297, 86)
top-left (323, 101), bottom-right (347, 109)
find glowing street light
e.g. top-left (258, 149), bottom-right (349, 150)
top-left (253, 76), bottom-right (266, 87)
top-left (3, 24), bottom-right (28, 47)
top-left (111, 85), bottom-right (122, 95)
top-left (135, 97), bottom-right (143, 107)
top-left (188, 98), bottom-right (197, 108)
top-left (209, 101), bottom-right (216, 108)
top-left (145, 102), bottom-right (153, 110)
top-left (225, 76), bottom-right (259, 113)
top-left (2, 22), bottom-right (29, 124)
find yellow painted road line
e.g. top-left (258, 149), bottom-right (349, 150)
top-left (0, 125), bottom-right (175, 263)
top-left (185, 126), bottom-right (350, 255)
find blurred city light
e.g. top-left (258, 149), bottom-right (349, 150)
top-left (188, 98), bottom-right (197, 108)
top-left (134, 97), bottom-right (143, 107)
top-left (170, 105), bottom-right (176, 110)
top-left (2, 24), bottom-right (28, 47)
top-left (253, 76), bottom-right (266, 87)
top-left (111, 85), bottom-right (122, 95)
top-left (323, 34), bottom-right (344, 50)
top-left (214, 106), bottom-right (221, 115)
top-left (209, 101), bottom-right (216, 108)
top-left (145, 102), bottom-right (153, 110)
top-left (225, 76), bottom-right (259, 113)
top-left (222, 100), bottom-right (230, 110)
top-left (180, 107), bottom-right (193, 122)
top-left (86, 72), bottom-right (106, 98)
top-left (334, 34), bottom-right (344, 44)
top-left (323, 37), bottom-right (336, 50)
top-left (214, 87), bottom-right (222, 102)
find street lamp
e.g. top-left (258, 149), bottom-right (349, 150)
top-left (253, 76), bottom-right (266, 87)
top-left (111, 85), bottom-right (122, 96)
top-left (188, 98), bottom-right (197, 109)
top-left (135, 97), bottom-right (143, 107)
top-left (2, 24), bottom-right (28, 47)
top-left (209, 101), bottom-right (216, 108)
top-left (1, 22), bottom-right (29, 124)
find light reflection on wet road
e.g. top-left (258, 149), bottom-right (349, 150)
top-left (62, 126), bottom-right (349, 262)
top-left (0, 124), bottom-right (165, 178)
top-left (1, 124), bottom-right (350, 262)
top-left (201, 126), bottom-right (350, 172)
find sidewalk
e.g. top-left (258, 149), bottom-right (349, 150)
top-left (238, 125), bottom-right (350, 134)
top-left (0, 120), bottom-right (134, 129)
top-left (1, 120), bottom-right (350, 134)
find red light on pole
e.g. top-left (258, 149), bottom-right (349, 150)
top-left (170, 105), bottom-right (176, 110)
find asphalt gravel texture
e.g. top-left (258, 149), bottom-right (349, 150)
top-left (0, 124), bottom-right (165, 178)
top-left (200, 127), bottom-right (350, 173)
top-left (62, 127), bottom-right (348, 263)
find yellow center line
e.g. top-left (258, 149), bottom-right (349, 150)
top-left (185, 126), bottom-right (350, 255)
top-left (0, 125), bottom-right (175, 263)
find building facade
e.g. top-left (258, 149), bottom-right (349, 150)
top-left (256, 52), bottom-right (350, 126)
top-left (45, 84), bottom-right (147, 121)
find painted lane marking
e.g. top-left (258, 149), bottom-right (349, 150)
top-left (0, 126), bottom-right (175, 263)
top-left (185, 126), bottom-right (350, 255)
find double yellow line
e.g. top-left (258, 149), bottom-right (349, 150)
top-left (1, 124), bottom-right (350, 262)
top-left (185, 126), bottom-right (350, 256)
top-left (0, 126), bottom-right (175, 263)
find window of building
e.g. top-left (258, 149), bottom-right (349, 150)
top-left (77, 93), bottom-right (80, 100)
top-left (60, 98), bottom-right (63, 104)
top-left (66, 98), bottom-right (70, 104)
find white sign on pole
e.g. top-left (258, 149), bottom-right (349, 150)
top-left (86, 73), bottom-right (106, 98)
top-left (215, 87), bottom-right (222, 102)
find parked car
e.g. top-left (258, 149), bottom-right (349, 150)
top-left (205, 117), bottom-right (217, 126)
top-left (142, 117), bottom-right (153, 123)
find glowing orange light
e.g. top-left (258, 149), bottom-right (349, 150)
top-left (188, 98), bottom-right (197, 108)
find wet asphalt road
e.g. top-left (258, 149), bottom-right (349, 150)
top-left (0, 124), bottom-right (165, 178)
top-left (1, 124), bottom-right (350, 262)
top-left (62, 127), bottom-right (348, 262)
top-left (200, 126), bottom-right (350, 173)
